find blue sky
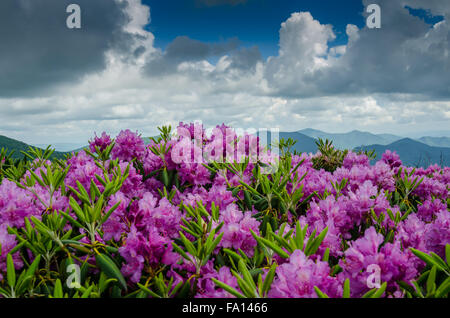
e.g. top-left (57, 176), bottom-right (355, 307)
top-left (144, 0), bottom-right (367, 57)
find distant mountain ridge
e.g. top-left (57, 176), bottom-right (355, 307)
top-left (276, 130), bottom-right (450, 167)
top-left (1, 129), bottom-right (449, 167)
top-left (418, 136), bottom-right (450, 148)
top-left (0, 135), bottom-right (33, 156)
top-left (33, 143), bottom-right (86, 152)
top-left (298, 128), bottom-right (450, 150)
top-left (0, 135), bottom-right (66, 159)
top-left (356, 138), bottom-right (450, 167)
top-left (298, 128), bottom-right (403, 149)
top-left (278, 132), bottom-right (318, 154)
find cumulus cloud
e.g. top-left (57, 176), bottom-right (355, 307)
top-left (264, 12), bottom-right (336, 97)
top-left (314, 0), bottom-right (450, 98)
top-left (262, 0), bottom-right (450, 98)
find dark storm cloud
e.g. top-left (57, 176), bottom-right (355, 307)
top-left (226, 46), bottom-right (262, 71)
top-left (0, 0), bottom-right (134, 97)
top-left (315, 0), bottom-right (450, 98)
top-left (166, 36), bottom-right (240, 60)
top-left (144, 36), bottom-right (242, 76)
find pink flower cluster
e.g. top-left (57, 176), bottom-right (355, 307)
top-left (0, 123), bottom-right (448, 298)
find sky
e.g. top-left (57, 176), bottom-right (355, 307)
top-left (145, 0), bottom-right (367, 57)
top-left (0, 0), bottom-right (449, 147)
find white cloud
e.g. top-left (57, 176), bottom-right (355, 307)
top-left (264, 12), bottom-right (336, 96)
top-left (346, 24), bottom-right (360, 46)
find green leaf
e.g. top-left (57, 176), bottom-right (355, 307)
top-left (81, 285), bottom-right (94, 298)
top-left (429, 252), bottom-right (448, 272)
top-left (212, 278), bottom-right (245, 298)
top-left (305, 227), bottom-right (328, 256)
top-left (446, 244), bottom-right (450, 267)
top-left (238, 259), bottom-right (256, 291)
top-left (262, 263), bottom-right (277, 295)
top-left (76, 180), bottom-right (91, 203)
top-left (411, 280), bottom-right (424, 298)
top-left (162, 168), bottom-right (170, 188)
top-left (172, 242), bottom-right (191, 262)
top-left (435, 277), bottom-right (450, 298)
top-left (92, 194), bottom-right (104, 222)
top-left (8, 241), bottom-right (26, 255)
top-left (179, 233), bottom-right (197, 258)
top-left (230, 269), bottom-right (255, 298)
top-left (238, 181), bottom-right (260, 196)
top-left (361, 288), bottom-right (377, 298)
top-left (206, 232), bottom-right (223, 257)
top-left (257, 273), bottom-right (263, 296)
top-left (251, 230), bottom-right (290, 259)
top-left (180, 225), bottom-right (200, 238)
top-left (69, 197), bottom-right (86, 223)
top-left (6, 253), bottom-right (16, 288)
top-left (314, 286), bottom-right (329, 298)
top-left (243, 191), bottom-right (252, 210)
top-left (416, 269), bottom-right (431, 284)
top-left (30, 216), bottom-right (52, 236)
top-left (426, 266), bottom-right (437, 296)
top-left (16, 255), bottom-right (41, 295)
top-left (270, 233), bottom-right (293, 253)
top-left (95, 253), bottom-right (127, 291)
top-left (90, 179), bottom-right (101, 200)
top-left (223, 248), bottom-right (242, 262)
top-left (101, 200), bottom-right (122, 225)
top-left (169, 280), bottom-right (185, 298)
top-left (137, 283), bottom-right (161, 298)
top-left (59, 210), bottom-right (83, 228)
top-left (322, 247), bottom-right (330, 263)
top-left (398, 281), bottom-right (416, 295)
top-left (295, 221), bottom-right (306, 251)
top-left (237, 249), bottom-right (251, 264)
top-left (370, 282), bottom-right (387, 298)
top-left (53, 279), bottom-right (63, 298)
top-left (30, 170), bottom-right (46, 187)
top-left (343, 278), bottom-right (350, 298)
top-left (411, 248), bottom-right (447, 273)
top-left (0, 286), bottom-right (10, 297)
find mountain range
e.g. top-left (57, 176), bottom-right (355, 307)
top-left (33, 143), bottom-right (86, 152)
top-left (1, 129), bottom-right (450, 167)
top-left (0, 135), bottom-right (66, 159)
top-left (277, 130), bottom-right (450, 167)
top-left (298, 128), bottom-right (450, 149)
top-left (355, 138), bottom-right (450, 167)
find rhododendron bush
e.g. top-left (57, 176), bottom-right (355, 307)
top-left (0, 123), bottom-right (449, 298)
